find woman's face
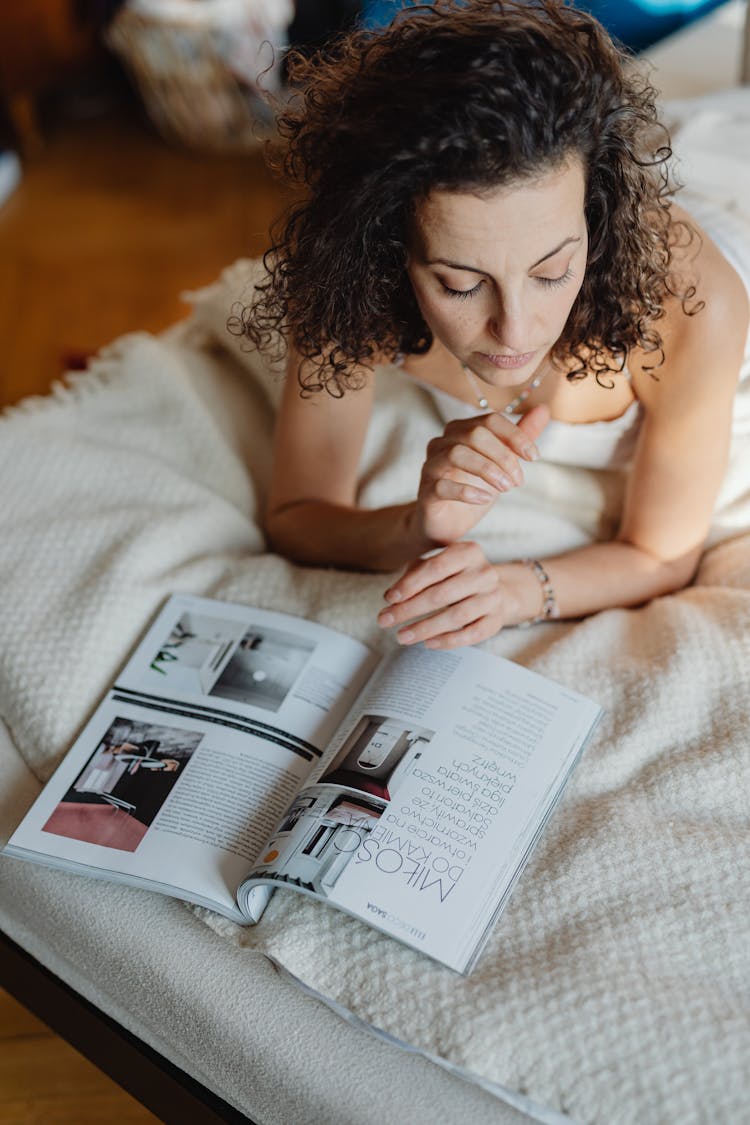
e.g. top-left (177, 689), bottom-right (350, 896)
top-left (406, 157), bottom-right (588, 389)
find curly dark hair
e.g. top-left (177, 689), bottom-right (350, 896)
top-left (232, 0), bottom-right (697, 395)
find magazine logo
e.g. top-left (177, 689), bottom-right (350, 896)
top-left (366, 903), bottom-right (426, 942)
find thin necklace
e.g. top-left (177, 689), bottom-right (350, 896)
top-left (462, 363), bottom-right (548, 416)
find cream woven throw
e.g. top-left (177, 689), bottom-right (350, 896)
top-left (2, 91), bottom-right (750, 1125)
top-left (1, 312), bottom-right (749, 1124)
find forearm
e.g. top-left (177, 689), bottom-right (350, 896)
top-left (499, 539), bottom-right (702, 624)
top-left (265, 499), bottom-right (434, 572)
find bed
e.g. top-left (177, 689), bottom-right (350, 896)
top-left (1, 6), bottom-right (749, 1123)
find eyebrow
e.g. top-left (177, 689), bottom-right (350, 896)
top-left (426, 236), bottom-right (582, 275)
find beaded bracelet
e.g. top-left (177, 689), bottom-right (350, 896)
top-left (517, 558), bottom-right (559, 627)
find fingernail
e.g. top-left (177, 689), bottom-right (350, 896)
top-left (489, 469), bottom-right (512, 489)
top-left (378, 612), bottom-right (394, 626)
top-left (510, 468), bottom-right (523, 485)
top-left (469, 489), bottom-right (494, 503)
top-left (385, 589), bottom-right (402, 602)
top-left (398, 629), bottom-right (415, 644)
top-left (524, 444), bottom-right (539, 461)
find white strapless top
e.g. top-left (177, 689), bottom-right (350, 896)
top-left (415, 380), bottom-right (643, 471)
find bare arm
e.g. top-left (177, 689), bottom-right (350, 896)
top-left (265, 351), bottom-right (430, 571)
top-left (534, 228), bottom-right (749, 619)
top-left (378, 225), bottom-right (749, 644)
top-left (266, 348), bottom-right (545, 572)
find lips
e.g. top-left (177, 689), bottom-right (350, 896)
top-left (481, 350), bottom-right (537, 370)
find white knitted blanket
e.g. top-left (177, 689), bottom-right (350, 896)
top-left (2, 91), bottom-right (750, 1125)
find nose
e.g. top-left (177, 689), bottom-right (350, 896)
top-left (488, 297), bottom-right (531, 354)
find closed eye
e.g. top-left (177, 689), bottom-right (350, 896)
top-left (535, 268), bottom-right (574, 289)
top-left (441, 280), bottom-right (484, 300)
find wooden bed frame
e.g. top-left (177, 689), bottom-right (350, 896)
top-left (0, 928), bottom-right (257, 1125)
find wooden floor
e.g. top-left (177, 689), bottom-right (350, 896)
top-left (0, 97), bottom-right (280, 408)
top-left (0, 92), bottom-right (280, 1121)
top-left (0, 987), bottom-right (159, 1124)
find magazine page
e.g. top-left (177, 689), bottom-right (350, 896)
top-left (5, 594), bottom-right (380, 920)
top-left (239, 645), bottom-right (602, 970)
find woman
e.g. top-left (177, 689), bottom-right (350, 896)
top-left (241, 0), bottom-right (749, 648)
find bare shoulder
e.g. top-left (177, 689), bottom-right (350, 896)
top-left (269, 346), bottom-right (378, 512)
top-left (630, 202), bottom-right (749, 412)
top-left (669, 200), bottom-right (748, 305)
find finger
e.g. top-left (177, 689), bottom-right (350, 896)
top-left (382, 542), bottom-right (485, 607)
top-left (516, 402), bottom-right (551, 444)
top-left (428, 444), bottom-right (519, 493)
top-left (442, 414), bottom-right (533, 465)
top-left (477, 413), bottom-right (542, 462)
top-left (437, 416), bottom-right (535, 482)
top-left (426, 476), bottom-right (497, 505)
top-left (435, 423), bottom-right (526, 485)
top-left (423, 615), bottom-right (502, 649)
top-left (378, 565), bottom-right (497, 629)
top-left (393, 593), bottom-right (500, 646)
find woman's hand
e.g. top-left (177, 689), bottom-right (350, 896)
top-left (414, 404), bottom-right (550, 546)
top-left (377, 541), bottom-right (537, 648)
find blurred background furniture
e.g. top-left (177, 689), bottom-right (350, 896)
top-left (0, 0), bottom-right (108, 151)
top-left (1, 0), bottom-right (747, 160)
top-left (361, 0), bottom-right (750, 70)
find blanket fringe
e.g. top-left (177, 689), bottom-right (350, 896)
top-left (0, 333), bottom-right (154, 423)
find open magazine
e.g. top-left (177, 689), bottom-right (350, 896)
top-left (5, 593), bottom-right (602, 974)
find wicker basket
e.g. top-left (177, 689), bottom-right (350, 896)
top-left (106, 3), bottom-right (291, 151)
